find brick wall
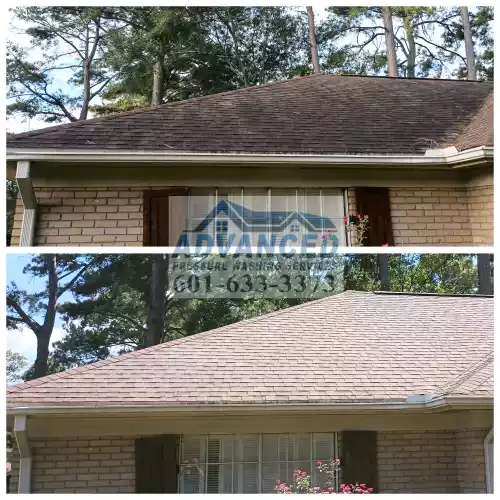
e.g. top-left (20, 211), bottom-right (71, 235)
top-left (11, 188), bottom-right (146, 247)
top-left (377, 429), bottom-right (489, 493)
top-left (8, 436), bottom-right (136, 493)
top-left (7, 430), bottom-right (488, 493)
top-left (467, 184), bottom-right (494, 245)
top-left (389, 187), bottom-right (472, 246)
top-left (455, 428), bottom-right (488, 493)
top-left (377, 430), bottom-right (459, 493)
top-left (10, 185), bottom-right (493, 246)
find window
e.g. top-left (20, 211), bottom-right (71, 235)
top-left (188, 188), bottom-right (348, 247)
top-left (179, 433), bottom-right (340, 493)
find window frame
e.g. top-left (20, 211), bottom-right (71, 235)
top-left (178, 432), bottom-right (340, 494)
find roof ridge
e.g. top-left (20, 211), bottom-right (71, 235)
top-left (432, 350), bottom-right (494, 398)
top-left (7, 290), bottom-right (358, 394)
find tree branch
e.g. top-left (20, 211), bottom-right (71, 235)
top-left (6, 297), bottom-right (42, 333)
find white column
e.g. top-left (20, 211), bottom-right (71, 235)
top-left (14, 415), bottom-right (32, 493)
top-left (16, 160), bottom-right (37, 246)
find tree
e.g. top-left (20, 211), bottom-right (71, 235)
top-left (93, 7), bottom-right (309, 114)
top-left (381, 7), bottom-right (397, 76)
top-left (7, 7), bottom-right (114, 123)
top-left (6, 254), bottom-right (99, 379)
top-left (6, 350), bottom-right (28, 385)
top-left (319, 7), bottom-right (487, 79)
top-left (306, 7), bottom-right (320, 74)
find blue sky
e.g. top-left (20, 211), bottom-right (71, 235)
top-left (7, 255), bottom-right (70, 364)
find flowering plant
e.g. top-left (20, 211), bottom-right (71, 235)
top-left (322, 214), bottom-right (369, 247)
top-left (274, 458), bottom-right (373, 494)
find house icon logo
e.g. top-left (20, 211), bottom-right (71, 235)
top-left (174, 200), bottom-right (340, 253)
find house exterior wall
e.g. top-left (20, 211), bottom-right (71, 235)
top-left (467, 183), bottom-right (493, 245)
top-left (7, 413), bottom-right (491, 494)
top-left (11, 184), bottom-right (492, 248)
top-left (455, 428), bottom-right (489, 493)
top-left (388, 187), bottom-right (472, 246)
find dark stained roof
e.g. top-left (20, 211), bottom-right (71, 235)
top-left (7, 291), bottom-right (493, 409)
top-left (454, 92), bottom-right (494, 151)
top-left (7, 74), bottom-right (493, 156)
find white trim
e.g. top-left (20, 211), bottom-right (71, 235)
top-left (7, 395), bottom-right (493, 416)
top-left (484, 428), bottom-right (493, 493)
top-left (15, 160), bottom-right (37, 209)
top-left (13, 415), bottom-right (31, 493)
top-left (19, 208), bottom-right (36, 246)
top-left (6, 146), bottom-right (493, 166)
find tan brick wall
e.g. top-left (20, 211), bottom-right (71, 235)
top-left (467, 184), bottom-right (493, 245)
top-left (377, 430), bottom-right (459, 493)
top-left (10, 184), bottom-right (493, 246)
top-left (455, 428), bottom-right (488, 493)
top-left (7, 430), bottom-right (489, 493)
top-left (7, 440), bottom-right (20, 494)
top-left (19, 436), bottom-right (135, 493)
top-left (389, 187), bottom-right (472, 246)
top-left (11, 188), bottom-right (146, 247)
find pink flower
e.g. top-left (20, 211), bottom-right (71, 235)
top-left (356, 213), bottom-right (360, 218)
top-left (336, 458), bottom-right (340, 463)
top-left (382, 243), bottom-right (389, 247)
top-left (317, 460), bottom-right (322, 465)
top-left (342, 217), bottom-right (348, 224)
top-left (359, 484), bottom-right (366, 488)
top-left (363, 215), bottom-right (368, 219)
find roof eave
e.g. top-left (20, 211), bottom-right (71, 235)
top-left (6, 396), bottom-right (493, 417)
top-left (5, 146), bottom-right (493, 168)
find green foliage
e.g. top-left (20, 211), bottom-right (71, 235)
top-left (6, 349), bottom-right (28, 384)
top-left (7, 7), bottom-right (114, 123)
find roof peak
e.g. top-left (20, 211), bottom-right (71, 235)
top-left (372, 291), bottom-right (493, 298)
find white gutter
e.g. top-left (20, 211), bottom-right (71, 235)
top-left (5, 146), bottom-right (493, 166)
top-left (6, 396), bottom-right (492, 416)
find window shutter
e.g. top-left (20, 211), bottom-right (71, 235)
top-left (342, 431), bottom-right (378, 492)
top-left (354, 187), bottom-right (394, 246)
top-left (143, 189), bottom-right (188, 246)
top-left (135, 435), bottom-right (179, 493)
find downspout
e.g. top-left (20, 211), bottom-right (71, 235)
top-left (14, 415), bottom-right (32, 493)
top-left (15, 161), bottom-right (37, 246)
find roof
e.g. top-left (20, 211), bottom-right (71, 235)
top-left (6, 74), bottom-right (493, 156)
top-left (7, 291), bottom-right (493, 410)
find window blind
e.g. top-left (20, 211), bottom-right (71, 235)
top-left (179, 433), bottom-right (339, 494)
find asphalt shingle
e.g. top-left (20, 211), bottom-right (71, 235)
top-left (7, 291), bottom-right (493, 409)
top-left (6, 75), bottom-right (493, 155)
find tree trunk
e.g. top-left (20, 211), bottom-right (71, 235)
top-left (145, 254), bottom-right (168, 347)
top-left (381, 7), bottom-right (398, 77)
top-left (378, 254), bottom-right (390, 290)
top-left (33, 331), bottom-right (51, 379)
top-left (460, 6), bottom-right (477, 80)
top-left (402, 16), bottom-right (416, 78)
top-left (306, 7), bottom-right (321, 74)
top-left (477, 254), bottom-right (492, 295)
top-left (79, 61), bottom-right (91, 120)
top-left (151, 55), bottom-right (165, 106)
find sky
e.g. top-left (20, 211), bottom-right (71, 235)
top-left (7, 255), bottom-right (72, 364)
top-left (6, 6), bottom-right (479, 134)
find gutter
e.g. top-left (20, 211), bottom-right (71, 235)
top-left (6, 396), bottom-right (493, 416)
top-left (6, 145), bottom-right (493, 167)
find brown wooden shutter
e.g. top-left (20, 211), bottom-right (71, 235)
top-left (143, 189), bottom-right (188, 246)
top-left (342, 431), bottom-right (379, 492)
top-left (354, 187), bottom-right (394, 246)
top-left (135, 435), bottom-right (179, 493)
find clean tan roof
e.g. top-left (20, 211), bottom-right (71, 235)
top-left (7, 291), bottom-right (493, 409)
top-left (6, 74), bottom-right (493, 155)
